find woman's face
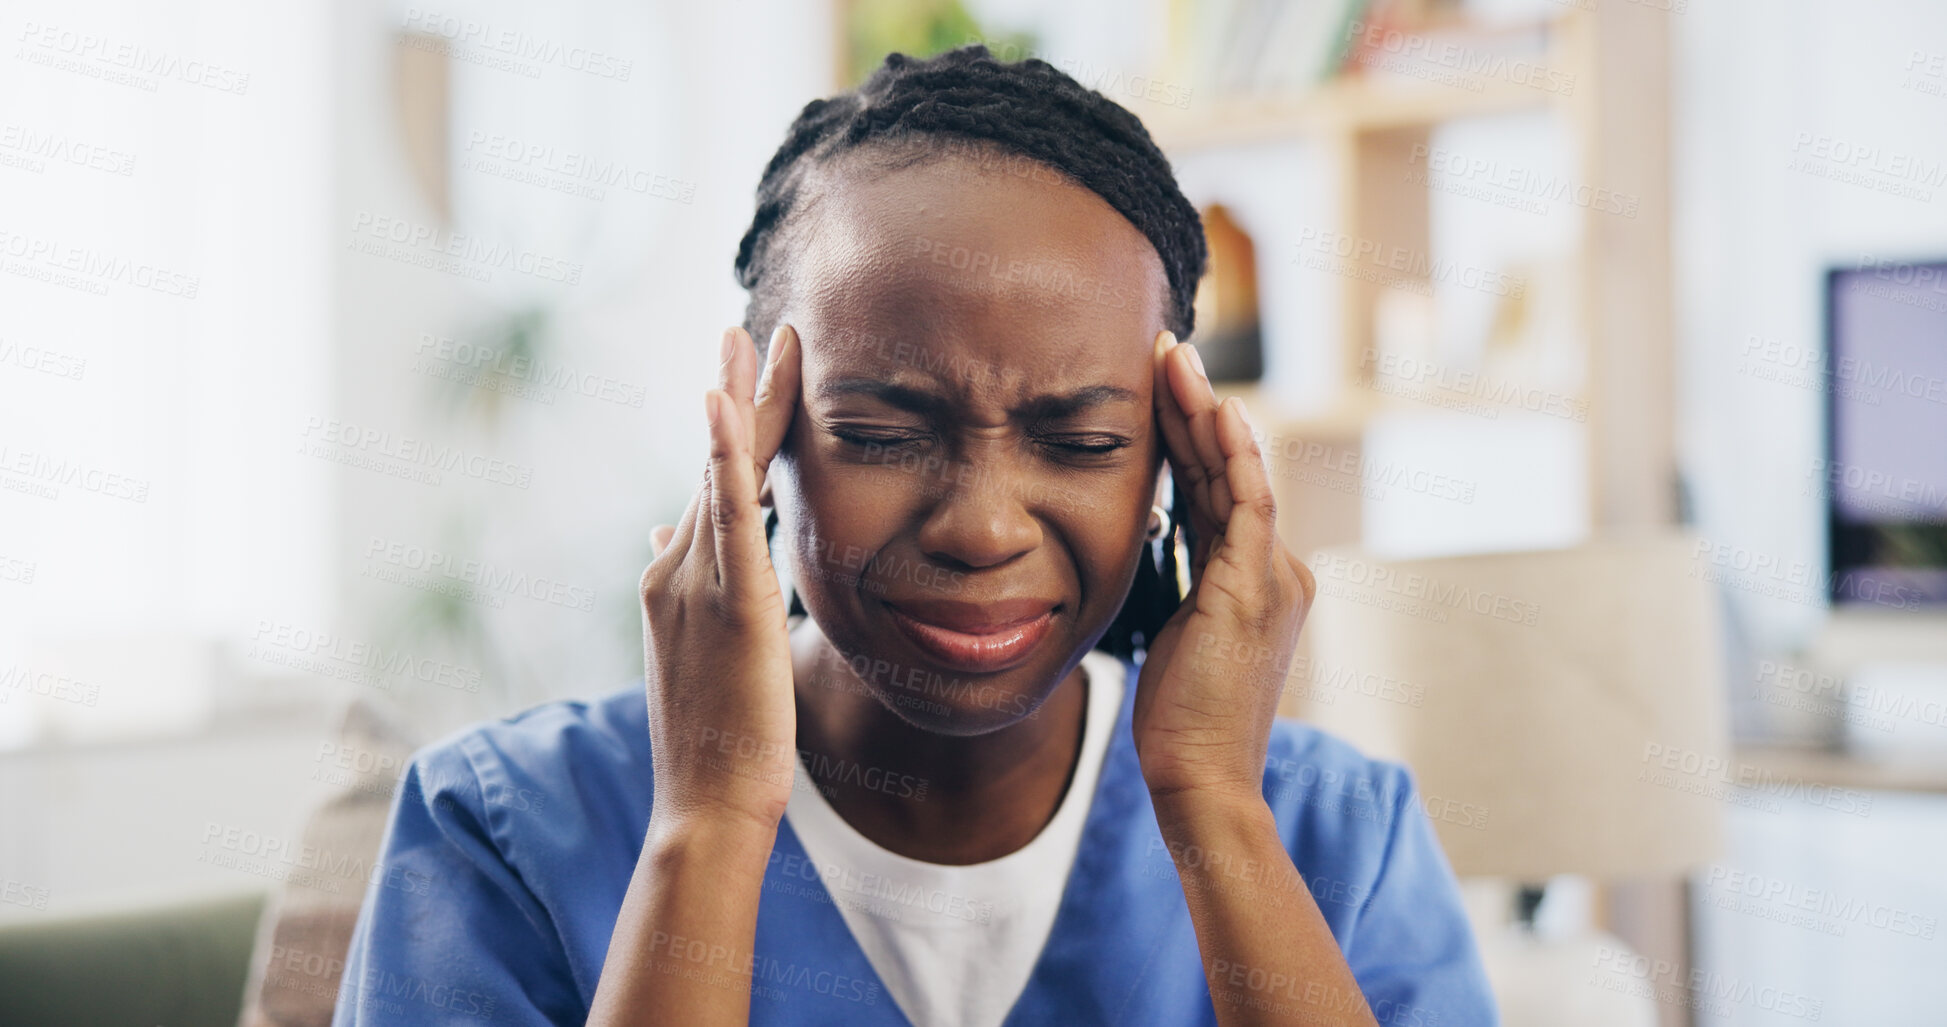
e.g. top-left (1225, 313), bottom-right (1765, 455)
top-left (769, 147), bottom-right (1172, 736)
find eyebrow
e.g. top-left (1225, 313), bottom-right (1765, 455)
top-left (814, 379), bottom-right (1140, 418)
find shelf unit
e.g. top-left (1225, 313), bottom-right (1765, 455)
top-left (1145, 5), bottom-right (1678, 580)
top-left (1150, 10), bottom-right (1688, 1027)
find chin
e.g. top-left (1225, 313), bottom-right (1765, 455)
top-left (836, 641), bottom-right (1057, 736)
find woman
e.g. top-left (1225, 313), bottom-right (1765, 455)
top-left (336, 46), bottom-right (1496, 1026)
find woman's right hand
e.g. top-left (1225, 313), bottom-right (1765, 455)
top-left (639, 323), bottom-right (803, 836)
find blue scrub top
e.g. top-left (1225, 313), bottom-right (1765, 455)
top-left (333, 655), bottom-right (1498, 1026)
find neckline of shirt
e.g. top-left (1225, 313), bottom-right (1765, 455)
top-left (785, 648), bottom-right (1128, 877)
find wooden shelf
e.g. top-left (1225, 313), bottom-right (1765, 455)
top-left (1148, 72), bottom-right (1562, 152)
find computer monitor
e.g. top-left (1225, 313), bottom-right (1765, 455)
top-left (1824, 259), bottom-right (1947, 607)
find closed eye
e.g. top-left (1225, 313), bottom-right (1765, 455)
top-left (828, 426), bottom-right (931, 449)
top-left (1035, 433), bottom-right (1132, 460)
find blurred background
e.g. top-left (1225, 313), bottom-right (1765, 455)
top-left (1, 0), bottom-right (1943, 1023)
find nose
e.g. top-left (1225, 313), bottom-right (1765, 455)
top-left (914, 447), bottom-right (1042, 570)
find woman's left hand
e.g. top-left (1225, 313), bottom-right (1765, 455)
top-left (1131, 330), bottom-right (1316, 806)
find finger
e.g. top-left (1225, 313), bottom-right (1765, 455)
top-left (704, 387), bottom-right (768, 589)
top-left (752, 323), bottom-right (802, 477)
top-left (1152, 333), bottom-right (1214, 571)
top-left (655, 468), bottom-right (704, 573)
top-left (1286, 548), bottom-right (1318, 610)
top-left (1167, 342), bottom-right (1233, 524)
top-left (1212, 396), bottom-right (1279, 570)
top-left (650, 524), bottom-right (676, 558)
top-left (1151, 332), bottom-right (1201, 504)
top-left (721, 327), bottom-right (761, 452)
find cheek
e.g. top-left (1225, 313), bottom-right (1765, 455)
top-left (1054, 468), bottom-right (1156, 608)
top-left (774, 446), bottom-right (908, 595)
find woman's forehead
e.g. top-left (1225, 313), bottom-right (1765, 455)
top-left (785, 151), bottom-right (1169, 398)
top-left (796, 152), bottom-right (1166, 317)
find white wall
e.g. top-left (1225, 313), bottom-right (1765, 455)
top-left (1674, 0), bottom-right (1947, 658)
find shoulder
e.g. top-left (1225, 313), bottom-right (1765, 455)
top-left (1258, 723), bottom-right (1498, 1023)
top-left (1261, 715), bottom-right (1415, 817)
top-left (399, 685), bottom-right (654, 850)
top-left (1258, 718), bottom-right (1422, 909)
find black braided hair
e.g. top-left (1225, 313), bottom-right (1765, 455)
top-left (745, 44), bottom-right (1204, 662)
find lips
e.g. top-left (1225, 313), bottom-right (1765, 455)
top-left (882, 597), bottom-right (1058, 674)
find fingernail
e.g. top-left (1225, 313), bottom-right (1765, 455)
top-left (1232, 396), bottom-right (1253, 430)
top-left (1185, 343), bottom-right (1207, 377)
top-left (1159, 330), bottom-right (1177, 352)
top-left (770, 323), bottom-right (790, 356)
top-left (704, 390), bottom-right (721, 428)
top-left (720, 328), bottom-right (738, 367)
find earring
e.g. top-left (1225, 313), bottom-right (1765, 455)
top-left (1144, 503), bottom-right (1171, 541)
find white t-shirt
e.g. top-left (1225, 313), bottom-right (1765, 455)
top-left (783, 648), bottom-right (1128, 1027)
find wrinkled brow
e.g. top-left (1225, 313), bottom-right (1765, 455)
top-left (815, 379), bottom-right (1140, 419)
